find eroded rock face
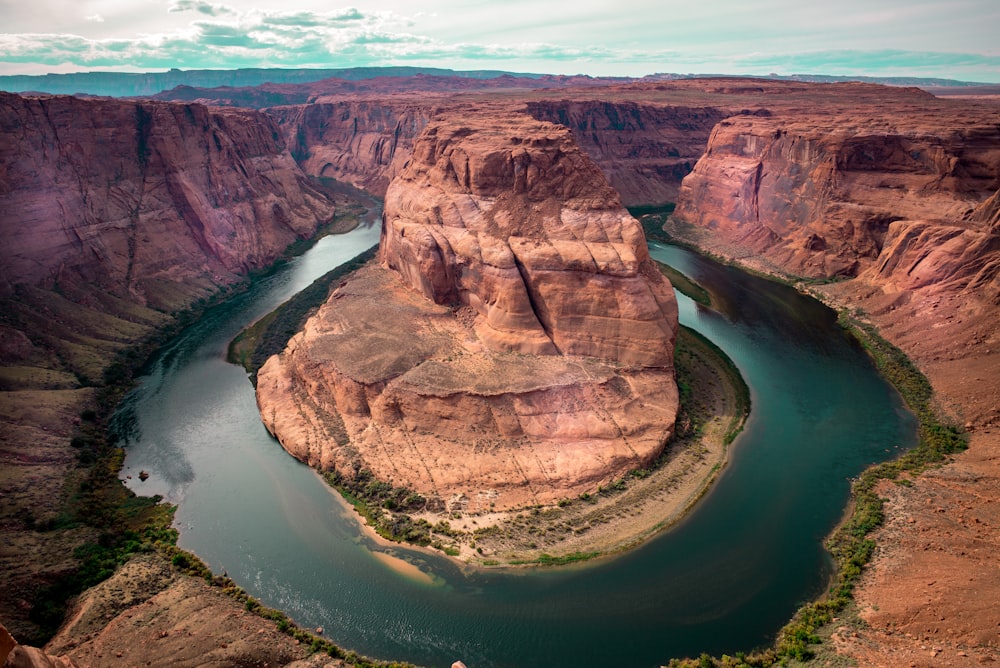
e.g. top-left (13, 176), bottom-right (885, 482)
top-left (270, 96), bottom-right (727, 208)
top-left (0, 91), bottom-right (336, 641)
top-left (257, 113), bottom-right (678, 511)
top-left (381, 115), bottom-right (678, 366)
top-left (673, 111), bottom-right (1000, 286)
top-left (0, 92), bottom-right (336, 307)
top-left (270, 101), bottom-right (434, 197)
top-left (524, 100), bottom-right (727, 206)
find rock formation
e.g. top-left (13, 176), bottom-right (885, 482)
top-left (270, 95), bottom-right (727, 207)
top-left (0, 91), bottom-right (336, 643)
top-left (257, 112), bottom-right (679, 511)
top-left (673, 110), bottom-right (1000, 286)
top-left (269, 100), bottom-right (435, 197)
top-left (0, 92), bottom-right (336, 308)
top-left (667, 91), bottom-right (1000, 666)
top-left (524, 100), bottom-right (727, 206)
top-left (1, 624), bottom-right (78, 668)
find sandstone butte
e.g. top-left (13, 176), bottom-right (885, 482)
top-left (2, 77), bottom-right (1000, 666)
top-left (256, 112), bottom-right (680, 512)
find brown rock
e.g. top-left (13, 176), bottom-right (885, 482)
top-left (381, 114), bottom-right (678, 366)
top-left (257, 112), bottom-right (678, 511)
top-left (673, 110), bottom-right (1000, 282)
top-left (1, 623), bottom-right (78, 668)
top-left (667, 87), bottom-right (1000, 667)
top-left (0, 92), bottom-right (335, 306)
top-left (44, 556), bottom-right (329, 668)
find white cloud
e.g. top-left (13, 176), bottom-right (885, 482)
top-left (0, 1), bottom-right (998, 81)
top-left (169, 0), bottom-right (235, 16)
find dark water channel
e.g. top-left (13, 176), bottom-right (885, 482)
top-left (115, 228), bottom-right (917, 668)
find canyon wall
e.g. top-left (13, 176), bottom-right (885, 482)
top-left (0, 92), bottom-right (336, 308)
top-left (268, 100), bottom-right (435, 197)
top-left (0, 91), bottom-right (336, 643)
top-left (669, 96), bottom-right (1000, 666)
top-left (269, 96), bottom-right (726, 207)
top-left (672, 110), bottom-right (1000, 290)
top-left (256, 112), bottom-right (679, 512)
top-left (524, 100), bottom-right (727, 206)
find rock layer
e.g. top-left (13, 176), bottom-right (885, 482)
top-left (524, 100), bottom-right (727, 206)
top-left (270, 100), bottom-right (434, 197)
top-left (0, 92), bottom-right (336, 306)
top-left (0, 91), bottom-right (336, 642)
top-left (257, 113), bottom-right (678, 511)
top-left (673, 111), bottom-right (1000, 285)
top-left (667, 92), bottom-right (1000, 666)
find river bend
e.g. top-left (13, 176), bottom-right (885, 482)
top-left (116, 225), bottom-right (917, 667)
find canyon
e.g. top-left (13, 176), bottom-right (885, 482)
top-left (0, 91), bottom-right (337, 648)
top-left (0, 74), bottom-right (998, 666)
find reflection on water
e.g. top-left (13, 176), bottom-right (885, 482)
top-left (114, 232), bottom-right (917, 668)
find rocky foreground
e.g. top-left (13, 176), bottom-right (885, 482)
top-left (256, 113), bottom-right (679, 512)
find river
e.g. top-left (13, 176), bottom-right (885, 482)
top-left (115, 225), bottom-right (917, 667)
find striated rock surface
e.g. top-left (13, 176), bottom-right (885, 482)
top-left (0, 91), bottom-right (336, 642)
top-left (257, 113), bottom-right (678, 511)
top-left (667, 91), bottom-right (1000, 666)
top-left (271, 96), bottom-right (726, 207)
top-left (270, 100), bottom-right (434, 197)
top-left (524, 100), bottom-right (727, 206)
top-left (673, 109), bottom-right (1000, 284)
top-left (0, 92), bottom-right (336, 306)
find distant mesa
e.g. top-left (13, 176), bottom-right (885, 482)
top-left (256, 111), bottom-right (680, 512)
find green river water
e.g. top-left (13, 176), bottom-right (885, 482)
top-left (115, 224), bottom-right (917, 667)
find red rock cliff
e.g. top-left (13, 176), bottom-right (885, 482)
top-left (269, 96), bottom-right (725, 208)
top-left (269, 100), bottom-right (434, 197)
top-left (0, 92), bottom-right (336, 307)
top-left (0, 92), bottom-right (337, 641)
top-left (524, 100), bottom-right (727, 206)
top-left (256, 112), bottom-right (679, 511)
top-left (673, 109), bottom-right (1000, 290)
top-left (381, 114), bottom-right (678, 366)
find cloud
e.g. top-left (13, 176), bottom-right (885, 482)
top-left (169, 1), bottom-right (234, 17)
top-left (85, 14), bottom-right (104, 23)
top-left (0, 3), bottom-right (998, 81)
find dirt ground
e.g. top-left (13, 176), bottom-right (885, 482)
top-left (815, 282), bottom-right (1000, 667)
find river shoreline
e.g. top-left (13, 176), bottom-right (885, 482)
top-left (33, 205), bottom-right (928, 668)
top-left (311, 324), bottom-right (750, 569)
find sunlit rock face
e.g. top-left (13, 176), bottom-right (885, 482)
top-left (257, 112), bottom-right (679, 512)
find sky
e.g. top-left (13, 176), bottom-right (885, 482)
top-left (1, 0), bottom-right (998, 82)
